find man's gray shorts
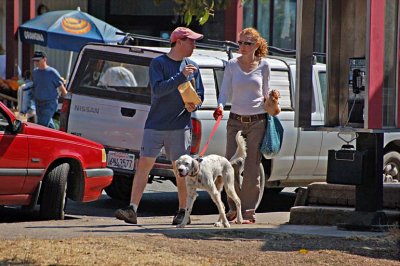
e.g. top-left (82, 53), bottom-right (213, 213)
top-left (140, 128), bottom-right (191, 161)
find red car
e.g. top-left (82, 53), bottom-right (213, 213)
top-left (0, 102), bottom-right (113, 220)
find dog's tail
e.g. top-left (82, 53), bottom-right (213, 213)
top-left (229, 131), bottom-right (247, 166)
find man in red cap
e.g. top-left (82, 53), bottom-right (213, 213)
top-left (115, 27), bottom-right (205, 225)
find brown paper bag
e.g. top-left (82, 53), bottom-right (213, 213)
top-left (177, 80), bottom-right (202, 105)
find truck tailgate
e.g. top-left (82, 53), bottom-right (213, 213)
top-left (67, 94), bottom-right (149, 151)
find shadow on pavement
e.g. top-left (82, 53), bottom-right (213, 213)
top-left (0, 188), bottom-right (296, 222)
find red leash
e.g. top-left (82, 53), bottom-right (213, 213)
top-left (198, 115), bottom-right (222, 157)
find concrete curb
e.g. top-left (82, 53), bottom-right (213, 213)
top-left (289, 206), bottom-right (400, 226)
top-left (304, 182), bottom-right (399, 209)
top-left (290, 182), bottom-right (400, 227)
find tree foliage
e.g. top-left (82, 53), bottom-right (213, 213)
top-left (154, 0), bottom-right (246, 26)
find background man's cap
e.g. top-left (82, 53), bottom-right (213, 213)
top-left (170, 27), bottom-right (203, 43)
top-left (32, 51), bottom-right (47, 61)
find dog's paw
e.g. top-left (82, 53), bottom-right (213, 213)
top-left (176, 223), bottom-right (186, 228)
top-left (213, 222), bottom-right (223, 227)
top-left (235, 219), bottom-right (243, 225)
top-left (214, 222), bottom-right (230, 228)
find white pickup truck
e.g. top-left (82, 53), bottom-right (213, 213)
top-left (60, 42), bottom-right (400, 205)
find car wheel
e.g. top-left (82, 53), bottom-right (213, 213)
top-left (104, 174), bottom-right (132, 202)
top-left (40, 163), bottom-right (69, 220)
top-left (383, 151), bottom-right (400, 183)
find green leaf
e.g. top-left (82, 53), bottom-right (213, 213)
top-left (184, 10), bottom-right (193, 26)
top-left (198, 10), bottom-right (210, 25)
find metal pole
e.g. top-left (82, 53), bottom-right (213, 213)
top-left (66, 51), bottom-right (73, 81)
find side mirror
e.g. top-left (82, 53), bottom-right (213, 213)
top-left (12, 119), bottom-right (22, 133)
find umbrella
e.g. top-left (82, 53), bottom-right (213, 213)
top-left (18, 7), bottom-right (124, 78)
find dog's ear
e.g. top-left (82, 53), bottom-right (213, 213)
top-left (190, 158), bottom-right (200, 176)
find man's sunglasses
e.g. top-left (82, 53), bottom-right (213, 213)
top-left (238, 41), bottom-right (255, 46)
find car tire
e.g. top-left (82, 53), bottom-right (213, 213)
top-left (383, 151), bottom-right (400, 182)
top-left (40, 163), bottom-right (69, 220)
top-left (104, 174), bottom-right (132, 202)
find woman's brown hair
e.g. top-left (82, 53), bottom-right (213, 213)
top-left (239, 27), bottom-right (268, 58)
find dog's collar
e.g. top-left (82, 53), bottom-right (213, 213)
top-left (189, 166), bottom-right (200, 177)
top-left (189, 157), bottom-right (202, 177)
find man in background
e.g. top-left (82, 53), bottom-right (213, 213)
top-left (32, 51), bottom-right (67, 128)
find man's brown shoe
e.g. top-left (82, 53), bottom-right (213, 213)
top-left (115, 206), bottom-right (137, 224)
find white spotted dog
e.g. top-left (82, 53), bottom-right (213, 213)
top-left (175, 131), bottom-right (246, 228)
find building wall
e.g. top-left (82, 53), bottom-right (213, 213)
top-left (6, 0), bottom-right (315, 79)
top-left (99, 0), bottom-right (226, 45)
top-left (0, 1), bottom-right (5, 47)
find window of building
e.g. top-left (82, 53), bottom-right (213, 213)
top-left (271, 0), bottom-right (296, 49)
top-left (243, 0), bottom-right (326, 58)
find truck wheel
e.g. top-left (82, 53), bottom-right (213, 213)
top-left (40, 163), bottom-right (69, 220)
top-left (383, 151), bottom-right (400, 182)
top-left (104, 174), bottom-right (132, 202)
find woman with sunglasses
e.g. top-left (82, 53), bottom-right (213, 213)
top-left (213, 27), bottom-right (278, 224)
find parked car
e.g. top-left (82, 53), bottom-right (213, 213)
top-left (60, 42), bottom-right (400, 206)
top-left (0, 102), bottom-right (113, 220)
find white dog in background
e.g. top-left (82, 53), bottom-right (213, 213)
top-left (175, 131), bottom-right (246, 228)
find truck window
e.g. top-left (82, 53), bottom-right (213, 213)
top-left (80, 59), bottom-right (149, 91)
top-left (270, 70), bottom-right (292, 110)
top-left (73, 56), bottom-right (151, 104)
top-left (199, 68), bottom-right (219, 108)
top-left (214, 68), bottom-right (232, 107)
top-left (318, 71), bottom-right (327, 108)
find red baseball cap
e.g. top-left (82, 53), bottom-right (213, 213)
top-left (170, 27), bottom-right (203, 43)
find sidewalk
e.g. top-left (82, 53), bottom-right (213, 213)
top-left (132, 212), bottom-right (389, 238)
top-left (0, 211), bottom-right (388, 240)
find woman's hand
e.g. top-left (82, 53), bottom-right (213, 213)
top-left (264, 89), bottom-right (281, 116)
top-left (269, 89), bottom-right (280, 102)
top-left (213, 107), bottom-right (223, 120)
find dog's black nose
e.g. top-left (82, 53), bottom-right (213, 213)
top-left (178, 168), bottom-right (183, 172)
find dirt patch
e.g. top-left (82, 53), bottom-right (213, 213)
top-left (0, 229), bottom-right (398, 265)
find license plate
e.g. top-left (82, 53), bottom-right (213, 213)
top-left (107, 151), bottom-right (135, 170)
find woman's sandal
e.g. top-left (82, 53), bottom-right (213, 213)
top-left (226, 211), bottom-right (237, 222)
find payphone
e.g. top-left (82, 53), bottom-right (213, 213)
top-left (347, 57), bottom-right (366, 126)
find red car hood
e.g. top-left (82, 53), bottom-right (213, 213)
top-left (22, 122), bottom-right (103, 149)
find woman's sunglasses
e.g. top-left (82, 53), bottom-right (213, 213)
top-left (238, 41), bottom-right (255, 46)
